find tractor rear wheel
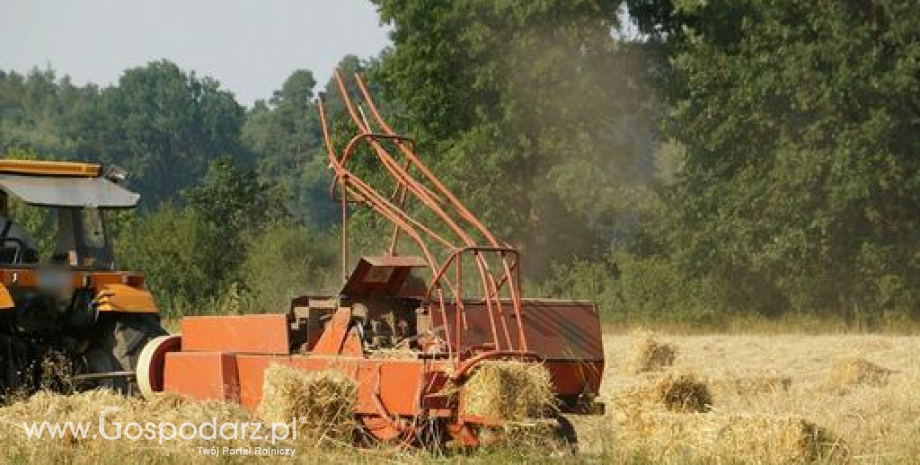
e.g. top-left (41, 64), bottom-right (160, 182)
top-left (83, 313), bottom-right (167, 394)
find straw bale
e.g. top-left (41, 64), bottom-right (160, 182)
top-left (828, 358), bottom-right (893, 388)
top-left (615, 372), bottom-right (712, 415)
top-left (257, 364), bottom-right (357, 439)
top-left (625, 331), bottom-right (676, 375)
top-left (460, 360), bottom-right (556, 421)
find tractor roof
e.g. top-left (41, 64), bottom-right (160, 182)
top-left (0, 159), bottom-right (140, 209)
top-left (0, 159), bottom-right (102, 177)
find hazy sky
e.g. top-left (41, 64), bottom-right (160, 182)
top-left (0, 0), bottom-right (391, 106)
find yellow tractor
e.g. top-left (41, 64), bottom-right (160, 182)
top-left (0, 159), bottom-right (166, 398)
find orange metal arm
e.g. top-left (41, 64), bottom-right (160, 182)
top-left (315, 70), bottom-right (530, 357)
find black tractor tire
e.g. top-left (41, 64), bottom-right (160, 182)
top-left (83, 345), bottom-right (127, 392)
top-left (83, 313), bottom-right (167, 394)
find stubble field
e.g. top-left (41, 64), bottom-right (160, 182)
top-left (570, 333), bottom-right (920, 464)
top-left (1, 332), bottom-right (918, 464)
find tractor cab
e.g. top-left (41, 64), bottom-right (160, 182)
top-left (0, 159), bottom-right (137, 269)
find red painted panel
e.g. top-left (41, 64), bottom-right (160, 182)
top-left (180, 314), bottom-right (290, 354)
top-left (233, 354), bottom-right (439, 417)
top-left (163, 351), bottom-right (239, 402)
top-left (544, 360), bottom-right (604, 395)
top-left (435, 299), bottom-right (605, 362)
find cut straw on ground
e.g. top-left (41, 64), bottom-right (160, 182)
top-left (617, 411), bottom-right (850, 465)
top-left (0, 389), bottom-right (255, 453)
top-left (708, 375), bottom-right (793, 396)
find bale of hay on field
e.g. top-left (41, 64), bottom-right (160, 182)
top-left (618, 411), bottom-right (849, 465)
top-left (828, 358), bottom-right (893, 388)
top-left (460, 360), bottom-right (556, 421)
top-left (708, 375), bottom-right (793, 396)
top-left (654, 372), bottom-right (712, 413)
top-left (615, 371), bottom-right (712, 415)
top-left (625, 331), bottom-right (676, 375)
top-left (257, 364), bottom-right (357, 439)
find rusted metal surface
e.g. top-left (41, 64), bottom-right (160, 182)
top-left (310, 307), bottom-right (363, 356)
top-left (317, 72), bottom-right (530, 360)
top-left (340, 256), bottom-right (426, 298)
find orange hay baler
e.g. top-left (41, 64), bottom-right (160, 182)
top-left (135, 71), bottom-right (605, 446)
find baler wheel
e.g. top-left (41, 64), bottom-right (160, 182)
top-left (136, 334), bottom-right (181, 399)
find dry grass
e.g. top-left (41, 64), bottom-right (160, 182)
top-left (613, 368), bottom-right (846, 464)
top-left (624, 330), bottom-right (676, 374)
top-left (460, 360), bottom-right (556, 421)
top-left (708, 375), bottom-right (793, 396)
top-left (617, 410), bottom-right (849, 465)
top-left (0, 389), bottom-right (266, 462)
top-left (257, 364), bottom-right (357, 440)
top-left (0, 367), bottom-right (362, 464)
top-left (581, 334), bottom-right (920, 464)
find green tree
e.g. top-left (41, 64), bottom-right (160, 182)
top-left (182, 157), bottom-right (290, 285)
top-left (238, 224), bottom-right (337, 313)
top-left (243, 69), bottom-right (320, 197)
top-left (184, 157), bottom-right (289, 233)
top-left (87, 60), bottom-right (246, 205)
top-left (115, 206), bottom-right (227, 313)
top-left (370, 0), bottom-right (661, 276)
top-left (636, 0), bottom-right (920, 317)
top-left (0, 68), bottom-right (92, 158)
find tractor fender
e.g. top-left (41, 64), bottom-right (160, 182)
top-left (0, 283), bottom-right (12, 310)
top-left (94, 283), bottom-right (159, 313)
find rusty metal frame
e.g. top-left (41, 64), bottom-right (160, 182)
top-left (317, 70), bottom-right (530, 366)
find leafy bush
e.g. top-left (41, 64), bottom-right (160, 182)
top-left (236, 223), bottom-right (338, 313)
top-left (541, 252), bottom-right (734, 328)
top-left (114, 206), bottom-right (228, 316)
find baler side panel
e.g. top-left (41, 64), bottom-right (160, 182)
top-left (233, 355), bottom-right (436, 417)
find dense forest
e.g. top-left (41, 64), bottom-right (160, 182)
top-left (1, 0), bottom-right (917, 328)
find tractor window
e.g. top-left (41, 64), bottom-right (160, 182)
top-left (6, 196), bottom-right (54, 261)
top-left (54, 207), bottom-right (113, 269)
top-left (78, 207), bottom-right (112, 268)
top-left (82, 208), bottom-right (105, 248)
